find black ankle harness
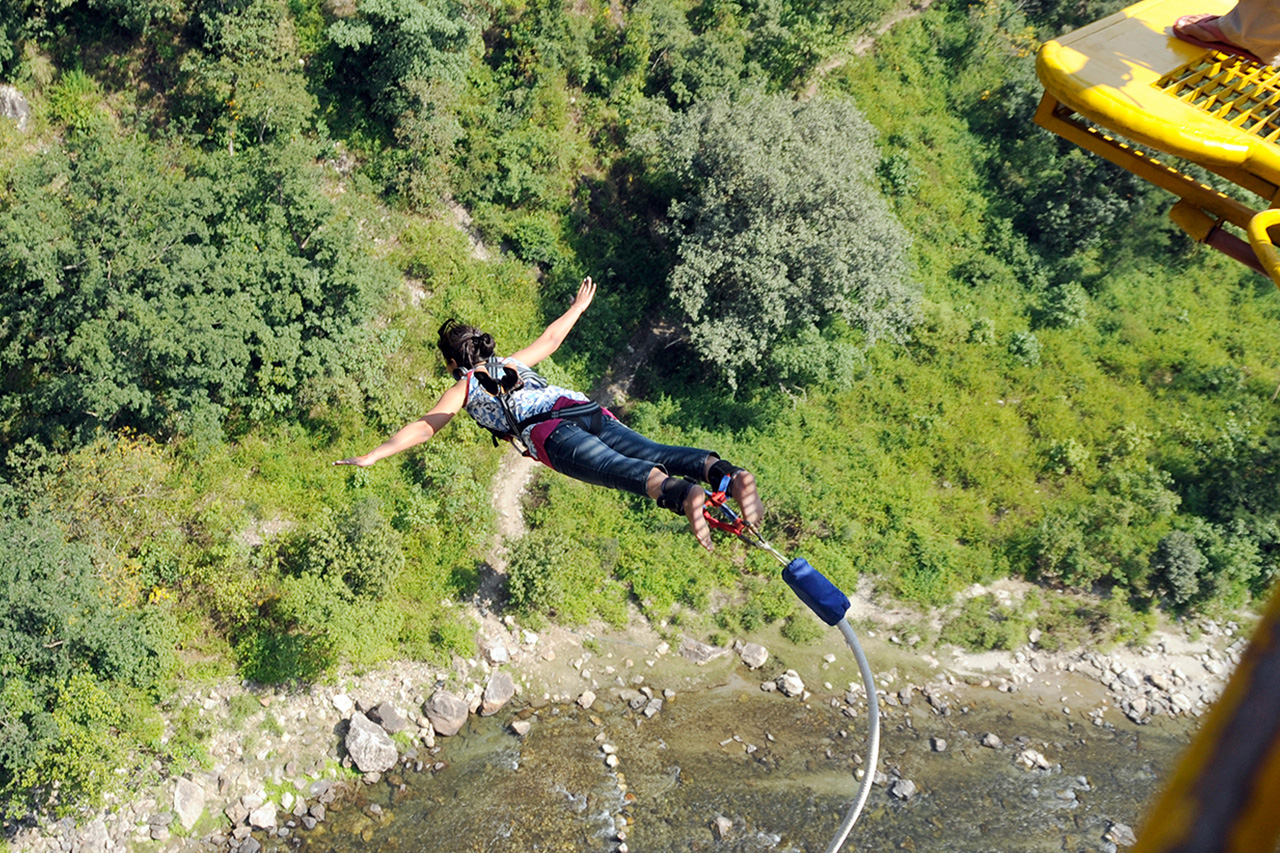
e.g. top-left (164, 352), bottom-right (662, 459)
top-left (708, 459), bottom-right (746, 494)
top-left (656, 477), bottom-right (697, 515)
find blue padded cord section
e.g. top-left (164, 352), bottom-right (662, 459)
top-left (782, 557), bottom-right (851, 626)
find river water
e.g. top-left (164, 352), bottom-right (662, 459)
top-left (271, 670), bottom-right (1195, 853)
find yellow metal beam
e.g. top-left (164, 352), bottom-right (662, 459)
top-left (1134, 584), bottom-right (1280, 852)
top-left (1033, 94), bottom-right (1259, 230)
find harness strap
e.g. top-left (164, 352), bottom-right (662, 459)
top-left (471, 358), bottom-right (541, 455)
top-left (656, 477), bottom-right (697, 515)
top-left (708, 459), bottom-right (747, 494)
top-left (516, 401), bottom-right (601, 433)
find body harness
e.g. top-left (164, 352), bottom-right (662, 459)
top-left (468, 357), bottom-right (602, 458)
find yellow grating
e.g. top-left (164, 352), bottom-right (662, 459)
top-left (1156, 54), bottom-right (1280, 143)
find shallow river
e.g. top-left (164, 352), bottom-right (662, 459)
top-left (269, 670), bottom-right (1196, 853)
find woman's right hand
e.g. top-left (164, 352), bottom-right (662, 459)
top-left (571, 276), bottom-right (596, 312)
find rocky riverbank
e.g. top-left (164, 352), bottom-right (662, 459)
top-left (5, 581), bottom-right (1251, 853)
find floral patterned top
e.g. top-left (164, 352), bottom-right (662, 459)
top-left (462, 357), bottom-right (589, 461)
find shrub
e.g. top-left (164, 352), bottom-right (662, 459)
top-left (1044, 438), bottom-right (1089, 477)
top-left (659, 90), bottom-right (918, 386)
top-left (46, 69), bottom-right (105, 135)
top-left (284, 499), bottom-right (404, 601)
top-left (940, 593), bottom-right (1029, 651)
top-left (1150, 530), bottom-right (1203, 606)
top-left (0, 511), bottom-right (171, 816)
top-left (968, 317), bottom-right (997, 345)
top-left (780, 612), bottom-right (824, 645)
top-left (505, 528), bottom-right (625, 625)
top-left (505, 530), bottom-right (568, 615)
top-left (1039, 282), bottom-right (1090, 329)
top-left (1007, 330), bottom-right (1041, 367)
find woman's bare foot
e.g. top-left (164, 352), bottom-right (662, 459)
top-left (1175, 13), bottom-right (1227, 43)
top-left (1173, 14), bottom-right (1261, 61)
top-left (684, 487), bottom-right (713, 551)
top-left (730, 469), bottom-right (763, 527)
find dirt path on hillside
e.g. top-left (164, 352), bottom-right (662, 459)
top-left (801, 0), bottom-right (937, 100)
top-left (473, 315), bottom-right (684, 613)
top-left (469, 0), bottom-right (935, 603)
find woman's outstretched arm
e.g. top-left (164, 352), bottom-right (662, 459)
top-left (334, 380), bottom-right (467, 467)
top-left (509, 276), bottom-right (596, 367)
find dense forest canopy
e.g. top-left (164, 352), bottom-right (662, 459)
top-left (3, 0), bottom-right (1280, 821)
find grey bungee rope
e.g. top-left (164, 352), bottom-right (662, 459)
top-left (827, 619), bottom-right (880, 853)
top-left (702, 488), bottom-right (881, 853)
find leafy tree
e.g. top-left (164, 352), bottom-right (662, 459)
top-left (639, 0), bottom-right (868, 105)
top-left (1161, 518), bottom-right (1267, 610)
top-left (456, 66), bottom-right (584, 212)
top-left (0, 128), bottom-right (394, 462)
top-left (0, 510), bottom-right (170, 816)
top-left (1007, 330), bottom-right (1041, 367)
top-left (1037, 282), bottom-right (1090, 329)
top-left (1150, 529), bottom-right (1203, 606)
top-left (327, 0), bottom-right (479, 121)
top-left (659, 90), bottom-right (917, 386)
top-left (0, 2), bottom-right (26, 74)
top-left (181, 0), bottom-right (318, 153)
top-left (1032, 464), bottom-right (1180, 589)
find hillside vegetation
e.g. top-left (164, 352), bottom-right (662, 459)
top-left (3, 0), bottom-right (1280, 820)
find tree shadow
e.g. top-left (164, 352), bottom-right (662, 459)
top-left (235, 620), bottom-right (335, 685)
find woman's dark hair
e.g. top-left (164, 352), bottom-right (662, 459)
top-left (437, 319), bottom-right (495, 370)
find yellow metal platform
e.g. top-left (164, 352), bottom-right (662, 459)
top-left (1039, 9), bottom-right (1280, 850)
top-left (1035, 0), bottom-right (1280, 283)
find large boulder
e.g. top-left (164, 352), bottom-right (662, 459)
top-left (425, 690), bottom-right (470, 736)
top-left (368, 701), bottom-right (410, 734)
top-left (481, 672), bottom-right (516, 716)
top-left (680, 637), bottom-right (729, 665)
top-left (248, 801), bottom-right (278, 830)
top-left (173, 777), bottom-right (206, 831)
top-left (0, 86), bottom-right (29, 132)
top-left (345, 712), bottom-right (399, 773)
top-left (777, 670), bottom-right (805, 697)
top-left (889, 778), bottom-right (917, 800)
top-left (739, 642), bottom-right (769, 669)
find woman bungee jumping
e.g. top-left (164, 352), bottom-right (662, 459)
top-left (335, 276), bottom-right (763, 551)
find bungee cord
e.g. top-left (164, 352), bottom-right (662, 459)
top-left (703, 486), bottom-right (881, 853)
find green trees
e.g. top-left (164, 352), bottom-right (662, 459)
top-left (328, 0), bottom-right (478, 121)
top-left (0, 511), bottom-right (170, 816)
top-left (660, 91), bottom-right (918, 385)
top-left (325, 0), bottom-right (480, 205)
top-left (181, 0), bottom-right (319, 152)
top-left (640, 0), bottom-right (885, 104)
top-left (0, 128), bottom-right (393, 461)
